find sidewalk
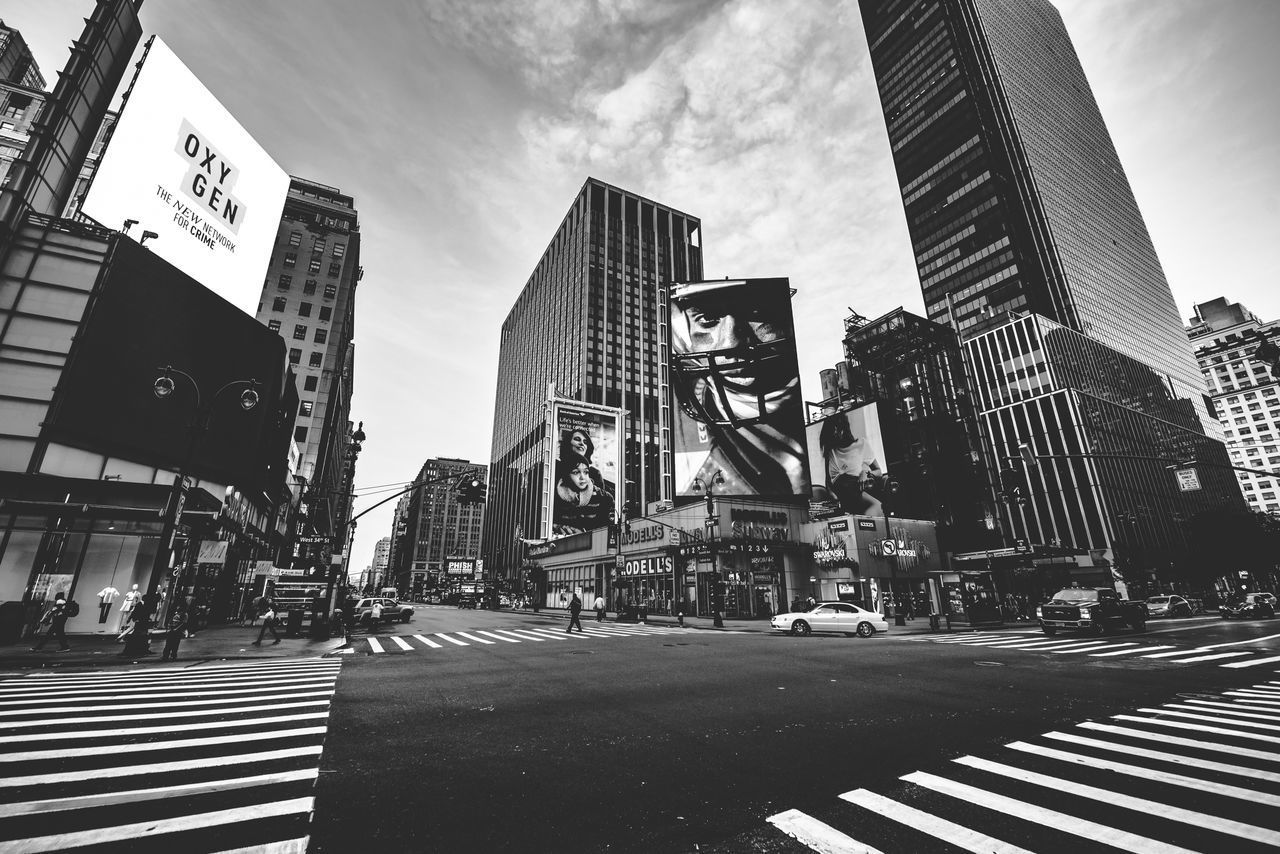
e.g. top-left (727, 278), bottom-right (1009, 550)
top-left (0, 621), bottom-right (346, 671)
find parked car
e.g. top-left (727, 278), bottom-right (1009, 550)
top-left (1145, 595), bottom-right (1193, 619)
top-left (352, 597), bottom-right (414, 625)
top-left (1220, 593), bottom-right (1276, 620)
top-left (1037, 587), bottom-right (1147, 635)
top-left (770, 602), bottom-right (888, 637)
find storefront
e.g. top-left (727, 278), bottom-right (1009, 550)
top-left (802, 514), bottom-right (944, 617)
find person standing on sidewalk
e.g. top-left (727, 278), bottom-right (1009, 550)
top-left (31, 596), bottom-right (71, 652)
top-left (161, 607), bottom-right (188, 661)
top-left (593, 594), bottom-right (606, 622)
top-left (252, 596), bottom-right (282, 646)
top-left (566, 592), bottom-right (584, 633)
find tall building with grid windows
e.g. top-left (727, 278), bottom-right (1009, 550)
top-left (859, 0), bottom-right (1212, 433)
top-left (1187, 298), bottom-right (1280, 515)
top-left (482, 178), bottom-right (702, 578)
top-left (256, 177), bottom-right (361, 538)
top-left (390, 457), bottom-right (487, 594)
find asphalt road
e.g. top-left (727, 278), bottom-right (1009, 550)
top-left (309, 608), bottom-right (1280, 853)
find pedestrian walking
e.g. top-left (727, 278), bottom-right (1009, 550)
top-left (593, 594), bottom-right (606, 622)
top-left (566, 592), bottom-right (584, 633)
top-left (31, 596), bottom-right (71, 651)
top-left (252, 596), bottom-right (282, 646)
top-left (161, 607), bottom-right (188, 661)
top-left (118, 602), bottom-right (154, 657)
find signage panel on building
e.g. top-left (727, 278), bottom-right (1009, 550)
top-left (545, 397), bottom-right (623, 540)
top-left (806, 402), bottom-right (893, 521)
top-left (1174, 467), bottom-right (1201, 492)
top-left (81, 37), bottom-right (289, 316)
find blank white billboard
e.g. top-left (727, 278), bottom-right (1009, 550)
top-left (81, 37), bottom-right (288, 316)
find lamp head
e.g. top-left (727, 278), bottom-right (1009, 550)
top-left (153, 374), bottom-right (176, 399)
top-left (239, 381), bottom-right (259, 411)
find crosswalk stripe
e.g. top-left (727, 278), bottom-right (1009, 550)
top-left (435, 633), bottom-right (468, 646)
top-left (0, 768), bottom-right (317, 817)
top-left (1138, 706), bottom-right (1280, 732)
top-left (0, 711), bottom-right (329, 744)
top-left (1223, 654), bottom-right (1280, 668)
top-left (0, 659), bottom-right (339, 687)
top-left (0, 690), bottom-right (335, 718)
top-left (0, 725), bottom-right (327, 762)
top-left (213, 838), bottom-right (309, 854)
top-left (504, 629), bottom-right (566, 642)
top-left (1223, 693), bottom-right (1280, 706)
top-left (1042, 730), bottom-right (1280, 783)
top-left (366, 637), bottom-right (385, 653)
top-left (0, 673), bottom-right (336, 699)
top-left (1142, 647), bottom-right (1209, 659)
top-left (765, 807), bottom-right (884, 854)
top-left (1167, 700), bottom-right (1280, 722)
top-left (902, 771), bottom-right (1198, 854)
top-left (0, 699), bottom-right (330, 731)
top-left (455, 631), bottom-right (498, 644)
top-left (1079, 721), bottom-right (1280, 761)
top-left (838, 787), bottom-right (1031, 853)
top-left (0, 745), bottom-right (322, 788)
top-left (390, 636), bottom-right (413, 651)
top-left (1201, 631), bottom-right (1280, 649)
top-left (1230, 688), bottom-right (1280, 698)
top-left (484, 629), bottom-right (543, 642)
top-left (0, 680), bottom-right (337, 707)
top-left (1112, 713), bottom-right (1280, 745)
top-left (3, 795), bottom-right (314, 852)
top-left (526, 627), bottom-right (590, 640)
top-left (1047, 642), bottom-right (1115, 654)
top-left (412, 634), bottom-right (442, 648)
top-left (1004, 740), bottom-right (1280, 807)
top-left (995, 639), bottom-right (1096, 650)
top-left (956, 754), bottom-right (1278, 844)
top-left (1161, 651), bottom-right (1250, 664)
top-left (1090, 645), bottom-right (1173, 657)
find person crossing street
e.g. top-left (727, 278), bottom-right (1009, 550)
top-left (566, 592), bottom-right (584, 633)
top-left (31, 596), bottom-right (71, 652)
top-left (252, 594), bottom-right (282, 646)
top-left (593, 594), bottom-right (606, 622)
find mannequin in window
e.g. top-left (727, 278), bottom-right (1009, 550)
top-left (117, 584), bottom-right (143, 634)
top-left (97, 586), bottom-right (119, 624)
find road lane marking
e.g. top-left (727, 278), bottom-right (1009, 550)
top-left (0, 745), bottom-right (322, 788)
top-left (1043, 730), bottom-right (1280, 783)
top-left (504, 629), bottom-right (566, 641)
top-left (390, 636), bottom-right (414, 651)
top-left (1225, 690), bottom-right (1280, 703)
top-left (901, 771), bottom-right (1197, 854)
top-left (412, 634), bottom-right (442, 648)
top-left (0, 659), bottom-right (339, 687)
top-left (1004, 740), bottom-right (1280, 808)
top-left (0, 725), bottom-right (327, 762)
top-left (1078, 721), bottom-right (1280, 761)
top-left (0, 680), bottom-right (338, 707)
top-left (524, 627), bottom-right (590, 640)
top-left (0, 700), bottom-right (330, 731)
top-left (1048, 643), bottom-right (1116, 654)
top-left (0, 711), bottom-right (328, 744)
top-left (1166, 701), bottom-right (1280, 722)
top-left (1160, 651), bottom-right (1250, 664)
top-left (0, 690), bottom-right (335, 718)
top-left (455, 631), bottom-right (498, 644)
top-left (1111, 713), bottom-right (1280, 745)
top-left (483, 630), bottom-right (543, 642)
top-left (1089, 645), bottom-right (1173, 657)
top-left (435, 633), bottom-right (468, 646)
top-left (1200, 632), bottom-right (1280, 650)
top-left (838, 787), bottom-right (1032, 853)
top-left (366, 637), bottom-right (384, 654)
top-left (1137, 706), bottom-right (1280, 731)
top-left (1223, 655), bottom-right (1280, 668)
top-left (1141, 647), bottom-right (1209, 659)
top-left (0, 670), bottom-right (340, 699)
top-left (3, 796), bottom-right (314, 852)
top-left (472, 630), bottom-right (520, 643)
top-left (765, 807), bottom-right (885, 854)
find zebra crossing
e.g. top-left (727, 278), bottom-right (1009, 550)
top-left (336, 621), bottom-right (719, 656)
top-left (0, 656), bottom-right (341, 853)
top-left (907, 629), bottom-right (1280, 668)
top-left (767, 678), bottom-right (1280, 852)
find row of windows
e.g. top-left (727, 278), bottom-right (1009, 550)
top-left (287, 348), bottom-right (325, 368)
top-left (270, 296), bottom-right (333, 321)
top-left (276, 275), bottom-right (338, 299)
top-left (283, 252), bottom-right (344, 277)
top-left (287, 231), bottom-right (346, 258)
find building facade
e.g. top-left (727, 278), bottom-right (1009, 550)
top-left (0, 19), bottom-right (46, 90)
top-left (1187, 298), bottom-right (1280, 515)
top-left (483, 178), bottom-right (703, 578)
top-left (858, 0), bottom-right (1215, 436)
top-left (391, 458), bottom-right (487, 596)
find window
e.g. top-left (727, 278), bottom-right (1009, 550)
top-left (308, 259), bottom-right (321, 274)
top-left (303, 279), bottom-right (317, 295)
top-left (318, 306), bottom-right (332, 322)
top-left (299, 401), bottom-right (314, 417)
top-left (266, 319), bottom-right (281, 333)
top-left (272, 297), bottom-right (286, 312)
top-left (332, 242), bottom-right (345, 258)
top-left (277, 274), bottom-right (292, 290)
top-left (303, 376), bottom-right (318, 391)
top-left (289, 348), bottom-right (301, 364)
top-left (284, 252), bottom-right (297, 267)
top-left (309, 351), bottom-right (323, 367)
top-left (293, 324), bottom-right (307, 340)
top-left (328, 262), bottom-right (342, 277)
top-left (312, 238), bottom-right (326, 255)
top-left (288, 231), bottom-right (302, 247)
top-left (298, 302), bottom-right (312, 317)
top-left (294, 426), bottom-right (308, 442)
top-left (324, 284), bottom-right (337, 300)
top-left (314, 329), bottom-right (328, 344)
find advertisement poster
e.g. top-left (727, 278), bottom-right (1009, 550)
top-left (546, 401), bottom-right (622, 538)
top-left (81, 37), bottom-right (289, 316)
top-left (668, 277), bottom-right (810, 498)
top-left (806, 402), bottom-right (889, 519)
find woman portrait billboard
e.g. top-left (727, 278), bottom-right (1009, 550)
top-left (807, 403), bottom-right (890, 517)
top-left (547, 403), bottom-right (621, 538)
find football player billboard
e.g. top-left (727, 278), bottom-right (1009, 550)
top-left (545, 399), bottom-right (623, 539)
top-left (807, 402), bottom-right (890, 518)
top-left (80, 37), bottom-right (289, 317)
top-left (668, 278), bottom-right (810, 497)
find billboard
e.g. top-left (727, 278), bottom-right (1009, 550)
top-left (546, 400), bottom-right (622, 538)
top-left (669, 278), bottom-right (810, 497)
top-left (81, 37), bottom-right (289, 317)
top-left (806, 402), bottom-right (890, 519)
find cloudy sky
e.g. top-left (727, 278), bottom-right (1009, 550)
top-left (17, 0), bottom-right (1280, 577)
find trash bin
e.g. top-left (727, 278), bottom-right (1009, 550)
top-left (638, 603), bottom-right (648, 622)
top-left (894, 613), bottom-right (906, 627)
top-left (287, 609), bottom-right (304, 637)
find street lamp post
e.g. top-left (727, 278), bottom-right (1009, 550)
top-left (692, 469), bottom-right (726, 627)
top-left (148, 365), bottom-right (260, 620)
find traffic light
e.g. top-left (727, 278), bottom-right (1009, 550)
top-left (456, 476), bottom-right (487, 505)
top-left (999, 467), bottom-right (1027, 506)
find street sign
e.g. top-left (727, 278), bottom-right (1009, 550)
top-left (297, 535), bottom-right (329, 544)
top-left (669, 529), bottom-right (681, 544)
top-left (1174, 467), bottom-right (1201, 492)
top-left (1014, 538), bottom-right (1030, 554)
top-left (615, 553), bottom-right (624, 568)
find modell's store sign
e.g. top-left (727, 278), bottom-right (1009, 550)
top-left (617, 556), bottom-right (674, 577)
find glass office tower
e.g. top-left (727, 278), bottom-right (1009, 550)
top-left (859, 0), bottom-right (1212, 432)
top-left (482, 178), bottom-right (702, 578)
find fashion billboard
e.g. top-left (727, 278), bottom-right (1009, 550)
top-left (545, 400), bottom-right (623, 539)
top-left (807, 402), bottom-right (891, 519)
top-left (80, 37), bottom-right (289, 317)
top-left (669, 278), bottom-right (810, 498)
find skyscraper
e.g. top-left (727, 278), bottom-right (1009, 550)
top-left (859, 0), bottom-right (1209, 429)
top-left (390, 457), bottom-right (487, 594)
top-left (0, 19), bottom-right (46, 90)
top-left (482, 177), bottom-right (702, 578)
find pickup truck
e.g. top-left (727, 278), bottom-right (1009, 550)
top-left (1037, 587), bottom-right (1147, 635)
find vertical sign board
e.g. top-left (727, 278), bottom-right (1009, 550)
top-left (1174, 467), bottom-right (1201, 492)
top-left (81, 37), bottom-right (290, 317)
top-left (805, 402), bottom-right (892, 520)
top-left (667, 278), bottom-right (810, 498)
top-left (545, 398), bottom-right (624, 539)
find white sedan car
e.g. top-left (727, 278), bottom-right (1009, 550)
top-left (771, 602), bottom-right (888, 637)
